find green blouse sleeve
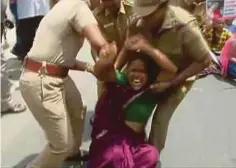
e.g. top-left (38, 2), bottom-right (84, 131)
top-left (115, 69), bottom-right (128, 85)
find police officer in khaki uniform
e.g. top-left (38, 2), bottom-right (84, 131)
top-left (92, 0), bottom-right (134, 98)
top-left (116, 0), bottom-right (211, 153)
top-left (170, 0), bottom-right (207, 26)
top-left (19, 0), bottom-right (116, 167)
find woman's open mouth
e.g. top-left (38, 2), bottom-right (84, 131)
top-left (131, 79), bottom-right (143, 89)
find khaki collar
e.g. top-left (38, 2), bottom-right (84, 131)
top-left (105, 1), bottom-right (126, 17)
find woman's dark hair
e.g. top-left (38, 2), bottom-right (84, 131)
top-left (127, 51), bottom-right (159, 85)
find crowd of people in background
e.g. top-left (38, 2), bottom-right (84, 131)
top-left (1, 0), bottom-right (236, 168)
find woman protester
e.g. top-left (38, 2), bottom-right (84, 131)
top-left (87, 41), bottom-right (177, 168)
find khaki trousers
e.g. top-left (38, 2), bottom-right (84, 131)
top-left (20, 69), bottom-right (86, 168)
top-left (149, 79), bottom-right (195, 152)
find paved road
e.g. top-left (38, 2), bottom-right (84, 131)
top-left (1, 28), bottom-right (236, 168)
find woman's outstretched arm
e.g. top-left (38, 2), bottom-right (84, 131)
top-left (93, 42), bottom-right (118, 82)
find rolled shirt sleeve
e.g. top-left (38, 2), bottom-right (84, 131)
top-left (69, 1), bottom-right (98, 33)
top-left (180, 21), bottom-right (211, 62)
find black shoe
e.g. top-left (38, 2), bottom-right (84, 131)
top-left (66, 153), bottom-right (82, 162)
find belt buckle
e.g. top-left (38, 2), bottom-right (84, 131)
top-left (38, 61), bottom-right (48, 76)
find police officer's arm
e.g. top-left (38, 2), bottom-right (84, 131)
top-left (170, 22), bottom-right (211, 87)
top-left (82, 25), bottom-right (108, 51)
top-left (138, 42), bottom-right (178, 74)
top-left (69, 1), bottom-right (108, 52)
top-left (70, 60), bottom-right (94, 74)
top-left (117, 33), bottom-right (178, 74)
top-left (90, 25), bottom-right (108, 63)
top-left (69, 1), bottom-right (109, 71)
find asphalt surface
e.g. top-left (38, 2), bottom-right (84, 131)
top-left (1, 28), bottom-right (236, 168)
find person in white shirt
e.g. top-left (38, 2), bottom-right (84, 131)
top-left (1, 0), bottom-right (26, 115)
top-left (11, 0), bottom-right (50, 61)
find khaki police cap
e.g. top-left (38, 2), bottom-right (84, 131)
top-left (134, 0), bottom-right (168, 17)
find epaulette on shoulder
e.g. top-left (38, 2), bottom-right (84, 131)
top-left (168, 6), bottom-right (197, 32)
top-left (169, 6), bottom-right (196, 25)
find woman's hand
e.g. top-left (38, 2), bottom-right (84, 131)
top-left (94, 42), bottom-right (118, 82)
top-left (124, 34), bottom-right (151, 53)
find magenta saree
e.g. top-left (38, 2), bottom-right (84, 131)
top-left (88, 83), bottom-right (159, 168)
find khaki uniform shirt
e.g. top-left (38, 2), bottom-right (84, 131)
top-left (129, 6), bottom-right (210, 72)
top-left (93, 0), bottom-right (133, 51)
top-left (28, 0), bottom-right (97, 67)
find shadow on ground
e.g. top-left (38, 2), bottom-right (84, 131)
top-left (12, 154), bottom-right (37, 168)
top-left (12, 153), bottom-right (88, 168)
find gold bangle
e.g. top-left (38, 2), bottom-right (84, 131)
top-left (85, 63), bottom-right (94, 73)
